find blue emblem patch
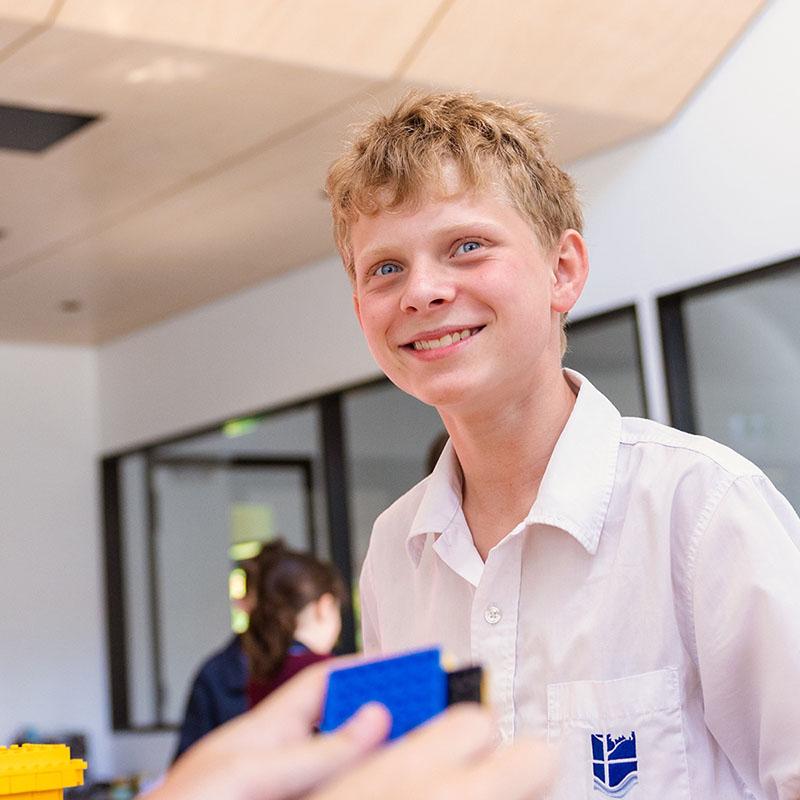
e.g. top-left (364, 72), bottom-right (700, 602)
top-left (591, 732), bottom-right (638, 797)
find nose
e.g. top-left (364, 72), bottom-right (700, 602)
top-left (400, 260), bottom-right (455, 313)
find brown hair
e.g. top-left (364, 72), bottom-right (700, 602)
top-left (325, 91), bottom-right (583, 353)
top-left (243, 540), bottom-right (345, 681)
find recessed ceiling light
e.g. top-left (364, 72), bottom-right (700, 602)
top-left (0, 103), bottom-right (99, 153)
top-left (59, 299), bottom-right (82, 313)
top-left (125, 57), bottom-right (207, 85)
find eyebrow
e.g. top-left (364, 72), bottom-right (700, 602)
top-left (356, 220), bottom-right (504, 269)
top-left (356, 245), bottom-right (402, 269)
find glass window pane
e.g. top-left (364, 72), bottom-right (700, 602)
top-left (228, 466), bottom-right (311, 553)
top-left (151, 463), bottom-right (233, 725)
top-left (564, 309), bottom-right (646, 417)
top-left (343, 381), bottom-right (444, 600)
top-left (683, 264), bottom-right (800, 510)
top-left (154, 405), bottom-right (328, 556)
top-left (152, 461), bottom-right (312, 724)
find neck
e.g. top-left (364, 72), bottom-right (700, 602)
top-left (292, 630), bottom-right (323, 655)
top-left (440, 368), bottom-right (577, 559)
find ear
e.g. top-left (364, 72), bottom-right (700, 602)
top-left (315, 592), bottom-right (336, 619)
top-left (550, 229), bottom-right (589, 314)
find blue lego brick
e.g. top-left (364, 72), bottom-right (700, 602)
top-left (319, 648), bottom-right (447, 741)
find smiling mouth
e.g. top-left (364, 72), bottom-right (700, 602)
top-left (403, 326), bottom-right (484, 351)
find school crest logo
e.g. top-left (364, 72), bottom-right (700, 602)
top-left (591, 732), bottom-right (638, 797)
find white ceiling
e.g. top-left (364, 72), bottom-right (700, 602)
top-left (0, 0), bottom-right (765, 344)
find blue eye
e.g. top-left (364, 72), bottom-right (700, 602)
top-left (456, 241), bottom-right (481, 255)
top-left (375, 262), bottom-right (402, 276)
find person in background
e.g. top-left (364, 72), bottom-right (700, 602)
top-left (244, 540), bottom-right (345, 707)
top-left (172, 557), bottom-right (259, 761)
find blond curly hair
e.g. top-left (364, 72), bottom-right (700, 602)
top-left (326, 91), bottom-right (583, 354)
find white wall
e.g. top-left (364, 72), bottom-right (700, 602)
top-left (98, 256), bottom-right (378, 454)
top-left (0, 343), bottom-right (111, 775)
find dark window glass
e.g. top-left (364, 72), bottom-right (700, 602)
top-left (564, 309), bottom-right (647, 417)
top-left (679, 261), bottom-right (800, 509)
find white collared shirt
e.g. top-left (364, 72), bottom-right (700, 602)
top-left (359, 370), bottom-right (800, 799)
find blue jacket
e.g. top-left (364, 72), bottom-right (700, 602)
top-left (173, 636), bottom-right (247, 761)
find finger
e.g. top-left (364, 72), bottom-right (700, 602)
top-left (398, 704), bottom-right (499, 766)
top-left (245, 660), bottom-right (331, 744)
top-left (177, 655), bottom-right (362, 764)
top-left (236, 702), bottom-right (392, 800)
top-left (309, 704), bottom-right (499, 800)
top-left (435, 738), bottom-right (555, 800)
top-left (240, 654), bottom-right (366, 747)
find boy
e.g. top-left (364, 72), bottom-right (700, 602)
top-left (326, 92), bottom-right (800, 798)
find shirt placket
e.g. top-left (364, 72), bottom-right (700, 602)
top-left (470, 533), bottom-right (523, 741)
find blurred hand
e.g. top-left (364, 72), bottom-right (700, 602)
top-left (147, 661), bottom-right (390, 800)
top-left (308, 703), bottom-right (554, 800)
top-left (146, 658), bottom-right (553, 800)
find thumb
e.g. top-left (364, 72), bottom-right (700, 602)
top-left (326, 701), bottom-right (393, 752)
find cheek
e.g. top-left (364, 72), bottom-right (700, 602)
top-left (498, 285), bottom-right (552, 341)
top-left (359, 305), bottom-right (395, 355)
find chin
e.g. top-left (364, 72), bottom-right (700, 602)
top-left (407, 377), bottom-right (482, 410)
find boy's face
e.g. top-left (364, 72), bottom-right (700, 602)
top-left (350, 177), bottom-right (585, 414)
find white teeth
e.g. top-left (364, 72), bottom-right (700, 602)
top-left (412, 328), bottom-right (476, 351)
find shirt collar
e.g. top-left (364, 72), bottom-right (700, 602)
top-left (406, 439), bottom-right (464, 566)
top-left (405, 369), bottom-right (621, 565)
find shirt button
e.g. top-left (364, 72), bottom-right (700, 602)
top-left (484, 605), bottom-right (502, 625)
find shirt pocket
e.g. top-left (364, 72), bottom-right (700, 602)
top-left (546, 668), bottom-right (690, 800)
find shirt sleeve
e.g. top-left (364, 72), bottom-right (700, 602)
top-left (359, 547), bottom-right (381, 656)
top-left (692, 474), bottom-right (800, 800)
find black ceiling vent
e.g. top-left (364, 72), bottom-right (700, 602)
top-left (0, 102), bottom-right (100, 153)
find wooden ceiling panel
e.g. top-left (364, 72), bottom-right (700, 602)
top-left (537, 101), bottom-right (654, 164)
top-left (0, 1), bottom-right (768, 343)
top-left (0, 18), bottom-right (34, 50)
top-left (0, 9), bottom-right (54, 50)
top-left (405, 0), bottom-right (765, 122)
top-left (56, 0), bottom-right (443, 79)
top-left (0, 85), bottom-right (405, 343)
top-left (0, 24), bottom-right (371, 276)
top-left (0, 1), bottom-right (55, 24)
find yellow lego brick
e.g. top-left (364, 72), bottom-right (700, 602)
top-left (0, 744), bottom-right (86, 799)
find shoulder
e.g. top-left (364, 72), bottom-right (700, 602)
top-left (196, 637), bottom-right (246, 685)
top-left (615, 417), bottom-right (772, 562)
top-left (619, 420), bottom-right (799, 596)
top-left (619, 416), bottom-right (764, 481)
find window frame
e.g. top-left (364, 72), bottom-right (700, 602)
top-left (658, 255), bottom-right (800, 432)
